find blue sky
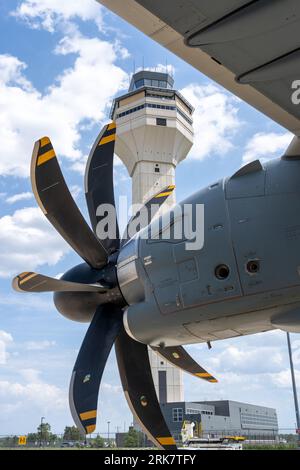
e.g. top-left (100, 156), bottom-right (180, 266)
top-left (0, 0), bottom-right (299, 436)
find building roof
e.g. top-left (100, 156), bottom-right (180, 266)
top-left (129, 70), bottom-right (174, 91)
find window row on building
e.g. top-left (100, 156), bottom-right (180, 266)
top-left (241, 413), bottom-right (278, 426)
top-left (117, 103), bottom-right (175, 118)
top-left (117, 102), bottom-right (192, 124)
top-left (176, 107), bottom-right (193, 124)
top-left (172, 407), bottom-right (214, 422)
top-left (133, 78), bottom-right (173, 90)
top-left (145, 91), bottom-right (193, 115)
top-left (186, 408), bottom-right (213, 416)
top-left (146, 92), bottom-right (176, 101)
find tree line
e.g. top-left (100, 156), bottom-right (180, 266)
top-left (0, 423), bottom-right (147, 448)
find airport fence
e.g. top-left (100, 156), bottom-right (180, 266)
top-left (0, 428), bottom-right (299, 449)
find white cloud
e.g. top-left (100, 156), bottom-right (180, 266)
top-left (0, 32), bottom-right (128, 178)
top-left (0, 331), bottom-right (13, 365)
top-left (180, 83), bottom-right (241, 161)
top-left (0, 54), bottom-right (32, 90)
top-left (69, 157), bottom-right (88, 176)
top-left (0, 206), bottom-right (70, 277)
top-left (0, 292), bottom-right (53, 312)
top-left (0, 376), bottom-right (66, 414)
top-left (291, 341), bottom-right (300, 366)
top-left (113, 40), bottom-right (131, 61)
top-left (12, 0), bottom-right (103, 32)
top-left (25, 341), bottom-right (56, 351)
top-left (69, 185), bottom-right (82, 200)
top-left (102, 383), bottom-right (122, 394)
top-left (242, 132), bottom-right (293, 163)
top-left (19, 368), bottom-right (41, 382)
top-left (269, 369), bottom-right (300, 389)
top-left (6, 192), bottom-right (33, 204)
top-left (209, 344), bottom-right (284, 374)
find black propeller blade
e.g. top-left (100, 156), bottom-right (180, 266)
top-left (151, 346), bottom-right (218, 383)
top-left (69, 304), bottom-right (123, 435)
top-left (31, 137), bottom-right (108, 269)
top-left (13, 271), bottom-right (108, 293)
top-left (85, 123), bottom-right (120, 254)
top-left (115, 328), bottom-right (177, 450)
top-left (121, 184), bottom-right (175, 246)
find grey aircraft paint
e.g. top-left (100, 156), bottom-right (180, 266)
top-left (120, 146), bottom-right (300, 346)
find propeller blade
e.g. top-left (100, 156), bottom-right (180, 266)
top-left (12, 272), bottom-right (108, 293)
top-left (151, 346), bottom-right (218, 383)
top-left (31, 137), bottom-right (108, 269)
top-left (121, 184), bottom-right (175, 246)
top-left (85, 123), bottom-right (120, 254)
top-left (69, 304), bottom-right (123, 435)
top-left (115, 328), bottom-right (177, 450)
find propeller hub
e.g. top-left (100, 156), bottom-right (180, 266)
top-left (53, 262), bottom-right (125, 322)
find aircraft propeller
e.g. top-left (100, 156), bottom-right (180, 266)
top-left (13, 123), bottom-right (217, 449)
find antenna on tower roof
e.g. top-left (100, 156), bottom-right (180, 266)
top-left (142, 56), bottom-right (145, 71)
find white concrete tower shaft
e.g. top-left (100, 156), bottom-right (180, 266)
top-left (111, 71), bottom-right (194, 403)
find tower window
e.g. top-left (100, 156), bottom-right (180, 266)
top-left (134, 79), bottom-right (144, 89)
top-left (156, 118), bottom-right (167, 126)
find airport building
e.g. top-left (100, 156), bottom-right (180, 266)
top-left (160, 400), bottom-right (279, 442)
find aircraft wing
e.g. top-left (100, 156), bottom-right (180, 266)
top-left (97, 0), bottom-right (300, 136)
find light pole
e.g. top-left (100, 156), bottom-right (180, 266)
top-left (286, 332), bottom-right (300, 448)
top-left (107, 421), bottom-right (110, 447)
top-left (39, 417), bottom-right (45, 448)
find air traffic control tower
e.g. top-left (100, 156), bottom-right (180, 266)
top-left (111, 70), bottom-right (194, 209)
top-left (111, 70), bottom-right (194, 403)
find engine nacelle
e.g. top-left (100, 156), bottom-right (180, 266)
top-left (120, 156), bottom-right (300, 346)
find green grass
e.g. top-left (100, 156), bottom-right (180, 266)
top-left (243, 443), bottom-right (298, 450)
